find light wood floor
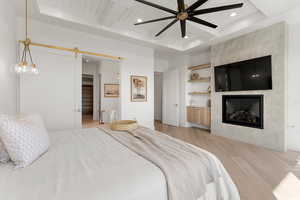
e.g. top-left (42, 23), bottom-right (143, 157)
top-left (82, 115), bottom-right (101, 128)
top-left (85, 120), bottom-right (300, 200)
top-left (155, 122), bottom-right (300, 200)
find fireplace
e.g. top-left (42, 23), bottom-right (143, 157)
top-left (222, 95), bottom-right (264, 129)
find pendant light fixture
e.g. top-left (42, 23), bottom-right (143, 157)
top-left (15, 0), bottom-right (38, 74)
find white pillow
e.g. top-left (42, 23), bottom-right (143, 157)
top-left (0, 116), bottom-right (10, 163)
top-left (0, 139), bottom-right (10, 163)
top-left (0, 114), bottom-right (50, 168)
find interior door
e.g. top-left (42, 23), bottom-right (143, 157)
top-left (20, 47), bottom-right (82, 131)
top-left (163, 69), bottom-right (179, 126)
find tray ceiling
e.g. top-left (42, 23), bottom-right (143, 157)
top-left (34, 0), bottom-right (264, 51)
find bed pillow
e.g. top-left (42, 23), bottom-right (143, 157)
top-left (0, 115), bottom-right (10, 163)
top-left (0, 139), bottom-right (10, 163)
top-left (0, 114), bottom-right (50, 168)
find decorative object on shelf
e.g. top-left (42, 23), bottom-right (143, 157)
top-left (131, 75), bottom-right (147, 102)
top-left (15, 0), bottom-right (38, 75)
top-left (104, 84), bottom-right (119, 98)
top-left (111, 120), bottom-right (138, 131)
top-left (191, 72), bottom-right (199, 80)
top-left (133, 0), bottom-right (243, 38)
top-left (207, 86), bottom-right (211, 93)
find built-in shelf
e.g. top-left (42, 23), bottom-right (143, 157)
top-left (188, 63), bottom-right (211, 71)
top-left (189, 92), bottom-right (211, 95)
top-left (188, 77), bottom-right (211, 83)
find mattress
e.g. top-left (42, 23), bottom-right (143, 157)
top-left (0, 128), bottom-right (232, 200)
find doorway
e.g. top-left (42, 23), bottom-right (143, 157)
top-left (81, 56), bottom-right (121, 128)
top-left (82, 74), bottom-right (94, 125)
top-left (163, 69), bottom-right (180, 126)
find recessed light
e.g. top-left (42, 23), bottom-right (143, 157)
top-left (184, 35), bottom-right (189, 39)
top-left (137, 18), bottom-right (143, 23)
top-left (230, 12), bottom-right (237, 17)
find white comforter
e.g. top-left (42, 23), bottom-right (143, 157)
top-left (0, 128), bottom-right (238, 200)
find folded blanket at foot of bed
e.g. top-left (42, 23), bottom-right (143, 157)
top-left (100, 125), bottom-right (240, 200)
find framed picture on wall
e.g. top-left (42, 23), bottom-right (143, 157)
top-left (104, 84), bottom-right (119, 98)
top-left (131, 75), bottom-right (147, 102)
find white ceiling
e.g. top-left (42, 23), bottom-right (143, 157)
top-left (13, 0), bottom-right (300, 52)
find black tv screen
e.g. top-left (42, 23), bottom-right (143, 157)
top-left (214, 56), bottom-right (272, 92)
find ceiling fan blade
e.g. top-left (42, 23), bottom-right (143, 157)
top-left (177, 0), bottom-right (185, 12)
top-left (135, 0), bottom-right (177, 15)
top-left (191, 3), bottom-right (243, 16)
top-left (155, 19), bottom-right (179, 37)
top-left (134, 16), bottom-right (176, 25)
top-left (188, 16), bottom-right (217, 28)
top-left (186, 0), bottom-right (208, 12)
top-left (180, 20), bottom-right (186, 38)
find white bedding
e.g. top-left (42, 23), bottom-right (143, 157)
top-left (0, 128), bottom-right (236, 200)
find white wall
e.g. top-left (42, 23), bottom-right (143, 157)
top-left (287, 21), bottom-right (300, 151)
top-left (17, 19), bottom-right (155, 129)
top-left (99, 60), bottom-right (120, 123)
top-left (0, 0), bottom-right (17, 114)
top-left (154, 58), bottom-right (169, 72)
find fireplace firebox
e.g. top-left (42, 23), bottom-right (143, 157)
top-left (222, 95), bottom-right (264, 129)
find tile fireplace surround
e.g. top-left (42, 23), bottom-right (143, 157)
top-left (211, 22), bottom-right (287, 151)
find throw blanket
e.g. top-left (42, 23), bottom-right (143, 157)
top-left (100, 126), bottom-right (239, 200)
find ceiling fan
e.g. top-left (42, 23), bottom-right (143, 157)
top-left (134, 0), bottom-right (244, 38)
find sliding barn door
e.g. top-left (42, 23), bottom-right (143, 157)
top-left (20, 47), bottom-right (82, 131)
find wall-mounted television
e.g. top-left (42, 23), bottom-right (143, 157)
top-left (214, 55), bottom-right (272, 92)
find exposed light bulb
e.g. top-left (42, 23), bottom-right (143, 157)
top-left (31, 67), bottom-right (39, 74)
top-left (184, 35), bottom-right (189, 39)
top-left (137, 18), bottom-right (143, 23)
top-left (15, 64), bottom-right (23, 73)
top-left (230, 12), bottom-right (237, 17)
top-left (15, 63), bottom-right (39, 75)
top-left (22, 66), bottom-right (28, 73)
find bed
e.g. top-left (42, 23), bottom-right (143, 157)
top-left (0, 128), bottom-right (239, 200)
